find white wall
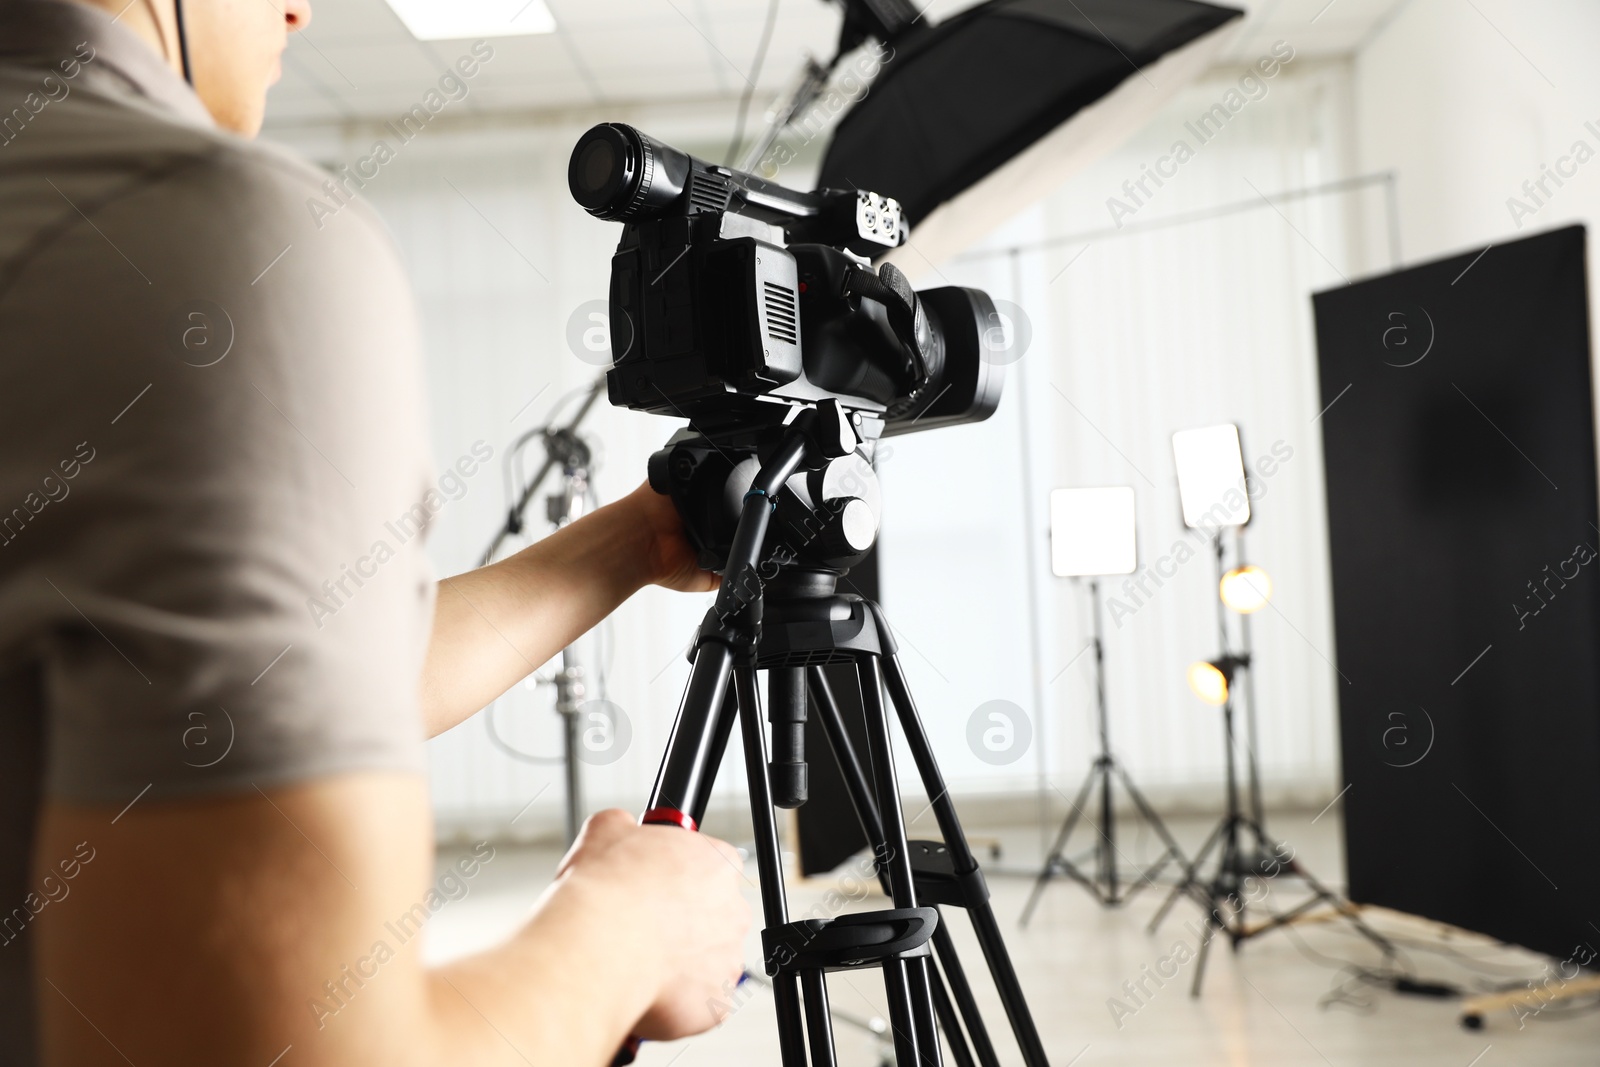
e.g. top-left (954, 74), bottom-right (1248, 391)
top-left (1353, 0), bottom-right (1600, 275)
top-left (264, 50), bottom-right (1377, 841)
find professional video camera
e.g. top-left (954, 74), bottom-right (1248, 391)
top-left (569, 126), bottom-right (1048, 1067)
top-left (568, 122), bottom-right (1005, 573)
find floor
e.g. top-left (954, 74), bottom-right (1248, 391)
top-left (424, 809), bottom-right (1600, 1066)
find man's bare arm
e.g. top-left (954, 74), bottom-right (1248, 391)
top-left (34, 776), bottom-right (748, 1066)
top-left (420, 482), bottom-right (716, 738)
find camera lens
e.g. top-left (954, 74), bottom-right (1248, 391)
top-left (569, 124), bottom-right (637, 216)
top-left (575, 139), bottom-right (618, 198)
top-left (882, 287), bottom-right (1005, 436)
top-left (569, 123), bottom-right (694, 221)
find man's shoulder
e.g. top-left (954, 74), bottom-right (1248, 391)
top-left (0, 71), bottom-right (394, 259)
top-left (151, 123), bottom-right (390, 238)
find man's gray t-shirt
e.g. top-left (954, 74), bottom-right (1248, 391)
top-left (0, 2), bottom-right (436, 1060)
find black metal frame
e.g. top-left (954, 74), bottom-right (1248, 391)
top-left (627, 421), bottom-right (1051, 1066)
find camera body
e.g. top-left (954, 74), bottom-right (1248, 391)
top-left (571, 123), bottom-right (1004, 444)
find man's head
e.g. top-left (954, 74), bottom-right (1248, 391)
top-left (71, 0), bottom-right (312, 135)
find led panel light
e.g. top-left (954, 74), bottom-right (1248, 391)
top-left (1049, 486), bottom-right (1137, 578)
top-left (1171, 424), bottom-right (1249, 530)
top-left (383, 0), bottom-right (555, 41)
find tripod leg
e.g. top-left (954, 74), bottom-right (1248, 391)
top-left (877, 652), bottom-right (1050, 1067)
top-left (882, 958), bottom-right (925, 1067)
top-left (646, 642), bottom-right (737, 824)
top-left (814, 669), bottom-right (991, 1067)
top-left (857, 655), bottom-right (938, 1066)
top-left (932, 916), bottom-right (1002, 1067)
top-left (1021, 766), bottom-right (1097, 926)
top-left (1100, 756), bottom-right (1118, 903)
top-left (815, 668), bottom-right (939, 1063)
top-left (1114, 762), bottom-right (1188, 870)
top-left (911, 958), bottom-right (943, 1067)
top-left (929, 968), bottom-right (978, 1067)
top-left (734, 664), bottom-right (809, 1067)
top-left (1190, 911), bottom-right (1218, 997)
top-left (808, 667), bottom-right (888, 851)
top-left (1149, 817), bottom-right (1225, 935)
top-left (689, 685), bottom-right (741, 820)
top-left (910, 960), bottom-right (942, 1067)
top-left (1252, 818), bottom-right (1395, 958)
top-left (801, 971), bottom-right (839, 1067)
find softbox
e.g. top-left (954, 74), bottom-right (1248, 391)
top-left (818, 0), bottom-right (1243, 273)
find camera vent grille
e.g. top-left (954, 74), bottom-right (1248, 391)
top-left (763, 282), bottom-right (798, 345)
top-left (689, 172), bottom-right (731, 213)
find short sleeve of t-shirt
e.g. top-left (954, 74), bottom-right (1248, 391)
top-left (0, 122), bottom-right (437, 802)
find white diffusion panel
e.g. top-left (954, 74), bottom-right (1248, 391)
top-left (1172, 424), bottom-right (1250, 529)
top-left (1050, 487), bottom-right (1138, 577)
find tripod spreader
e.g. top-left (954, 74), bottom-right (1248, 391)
top-left (765, 907), bottom-right (938, 974)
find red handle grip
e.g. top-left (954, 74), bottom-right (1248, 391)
top-left (641, 806), bottom-right (698, 831)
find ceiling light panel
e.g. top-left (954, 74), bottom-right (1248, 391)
top-left (383, 0), bottom-right (556, 41)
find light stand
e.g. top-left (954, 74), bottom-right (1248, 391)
top-left (1227, 530), bottom-right (1268, 832)
top-left (544, 433), bottom-right (594, 848)
top-left (482, 377), bottom-right (605, 566)
top-left (1022, 579), bottom-right (1186, 916)
top-left (1149, 533), bottom-right (1395, 994)
top-left (1211, 533), bottom-right (1270, 868)
top-left (482, 378), bottom-right (606, 847)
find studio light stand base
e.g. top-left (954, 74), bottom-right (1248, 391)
top-left (1023, 754), bottom-right (1187, 916)
top-left (1022, 580), bottom-right (1188, 918)
top-left (1147, 707), bottom-right (1394, 996)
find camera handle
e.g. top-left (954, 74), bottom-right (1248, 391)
top-left (841, 260), bottom-right (933, 391)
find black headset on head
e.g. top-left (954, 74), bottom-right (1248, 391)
top-left (143, 0), bottom-right (194, 85)
top-left (173, 0), bottom-right (193, 84)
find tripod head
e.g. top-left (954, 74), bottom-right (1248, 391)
top-left (648, 409), bottom-right (882, 581)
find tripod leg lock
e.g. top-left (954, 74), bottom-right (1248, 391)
top-left (761, 906), bottom-right (937, 976)
top-left (691, 594), bottom-right (763, 658)
top-left (907, 839), bottom-right (990, 909)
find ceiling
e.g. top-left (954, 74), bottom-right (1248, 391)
top-left (264, 0), bottom-right (1409, 129)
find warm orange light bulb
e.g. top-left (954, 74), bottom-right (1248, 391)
top-left (1188, 661), bottom-right (1229, 706)
top-left (1220, 565), bottom-right (1272, 614)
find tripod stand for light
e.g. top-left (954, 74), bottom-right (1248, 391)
top-left (483, 378), bottom-right (606, 847)
top-left (1148, 533), bottom-right (1395, 994)
top-left (616, 409), bottom-right (1050, 1067)
top-left (1022, 579), bottom-right (1186, 917)
top-left (542, 434), bottom-right (595, 847)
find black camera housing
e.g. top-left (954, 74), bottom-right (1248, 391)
top-left (570, 123), bottom-right (1004, 443)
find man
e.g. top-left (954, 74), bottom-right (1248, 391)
top-left (0, 0), bottom-right (752, 1063)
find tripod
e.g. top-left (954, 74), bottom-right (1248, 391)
top-left (622, 411), bottom-right (1050, 1067)
top-left (483, 379), bottom-right (604, 846)
top-left (1148, 539), bottom-right (1394, 994)
top-left (545, 439), bottom-right (595, 847)
top-left (1022, 580), bottom-right (1185, 916)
